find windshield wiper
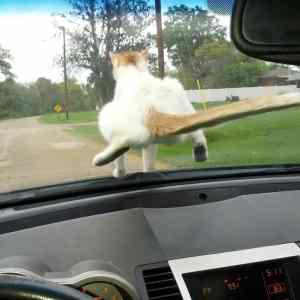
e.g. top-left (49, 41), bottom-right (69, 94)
top-left (1, 164), bottom-right (300, 208)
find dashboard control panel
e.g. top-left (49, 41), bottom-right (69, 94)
top-left (184, 259), bottom-right (293, 300)
top-left (169, 243), bottom-right (300, 300)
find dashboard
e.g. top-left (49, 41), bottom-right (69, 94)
top-left (2, 244), bottom-right (300, 300)
top-left (170, 243), bottom-right (300, 300)
top-left (0, 260), bottom-right (136, 300)
top-left (0, 175), bottom-right (300, 299)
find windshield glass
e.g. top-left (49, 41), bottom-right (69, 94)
top-left (1, 0), bottom-right (300, 194)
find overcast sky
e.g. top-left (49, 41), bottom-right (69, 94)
top-left (0, 0), bottom-right (230, 83)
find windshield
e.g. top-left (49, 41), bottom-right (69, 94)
top-left (0, 0), bottom-right (300, 194)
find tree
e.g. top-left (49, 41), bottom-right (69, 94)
top-left (163, 5), bottom-right (226, 83)
top-left (52, 78), bottom-right (91, 112)
top-left (83, 82), bottom-right (99, 109)
top-left (195, 41), bottom-right (270, 88)
top-left (0, 77), bottom-right (94, 121)
top-left (36, 77), bottom-right (54, 114)
top-left (66, 0), bottom-right (152, 106)
top-left (0, 79), bottom-right (37, 119)
top-left (0, 79), bottom-right (18, 119)
top-left (0, 45), bottom-right (14, 79)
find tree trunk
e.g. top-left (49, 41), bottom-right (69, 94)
top-left (94, 72), bottom-right (103, 107)
top-left (89, 2), bottom-right (105, 108)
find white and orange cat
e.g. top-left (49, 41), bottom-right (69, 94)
top-left (93, 49), bottom-right (208, 177)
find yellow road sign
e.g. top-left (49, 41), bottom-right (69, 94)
top-left (54, 104), bottom-right (62, 113)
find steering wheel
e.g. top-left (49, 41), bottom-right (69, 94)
top-left (0, 275), bottom-right (92, 300)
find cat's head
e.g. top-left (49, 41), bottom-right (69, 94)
top-left (109, 49), bottom-right (149, 79)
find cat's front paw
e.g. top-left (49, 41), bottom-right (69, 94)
top-left (113, 168), bottom-right (126, 178)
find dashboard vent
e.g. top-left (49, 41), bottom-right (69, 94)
top-left (139, 263), bottom-right (182, 300)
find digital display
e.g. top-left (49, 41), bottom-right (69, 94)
top-left (183, 261), bottom-right (294, 300)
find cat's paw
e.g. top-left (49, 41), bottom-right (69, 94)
top-left (193, 144), bottom-right (208, 162)
top-left (113, 168), bottom-right (126, 178)
top-left (93, 154), bottom-right (104, 166)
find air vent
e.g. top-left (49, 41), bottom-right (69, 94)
top-left (137, 263), bottom-right (182, 300)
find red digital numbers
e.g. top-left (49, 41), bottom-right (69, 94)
top-left (224, 278), bottom-right (241, 291)
top-left (268, 282), bottom-right (287, 295)
top-left (264, 268), bottom-right (284, 278)
top-left (262, 266), bottom-right (291, 300)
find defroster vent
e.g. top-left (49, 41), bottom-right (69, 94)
top-left (136, 263), bottom-right (182, 300)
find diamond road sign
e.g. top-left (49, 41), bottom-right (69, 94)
top-left (54, 104), bottom-right (62, 113)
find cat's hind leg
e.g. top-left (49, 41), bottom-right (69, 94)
top-left (113, 154), bottom-right (127, 177)
top-left (142, 144), bottom-right (158, 172)
top-left (192, 129), bottom-right (208, 162)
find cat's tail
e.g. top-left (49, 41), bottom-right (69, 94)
top-left (146, 93), bottom-right (300, 137)
top-left (93, 139), bottom-right (130, 167)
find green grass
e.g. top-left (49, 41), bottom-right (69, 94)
top-left (39, 111), bottom-right (97, 124)
top-left (67, 106), bottom-right (300, 169)
top-left (160, 106), bottom-right (300, 168)
top-left (67, 125), bottom-right (100, 139)
top-left (38, 103), bottom-right (221, 125)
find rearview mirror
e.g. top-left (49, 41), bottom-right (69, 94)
top-left (231, 0), bottom-right (300, 64)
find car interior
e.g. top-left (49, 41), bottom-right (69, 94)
top-left (1, 0), bottom-right (300, 299)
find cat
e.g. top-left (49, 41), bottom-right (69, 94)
top-left (93, 49), bottom-right (208, 177)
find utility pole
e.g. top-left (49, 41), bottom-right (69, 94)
top-left (59, 26), bottom-right (69, 120)
top-left (155, 0), bottom-right (165, 79)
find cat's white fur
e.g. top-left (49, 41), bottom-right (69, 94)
top-left (93, 51), bottom-right (208, 176)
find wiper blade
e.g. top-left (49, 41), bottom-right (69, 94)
top-left (1, 164), bottom-right (300, 208)
top-left (0, 173), bottom-right (167, 208)
top-left (160, 164), bottom-right (300, 180)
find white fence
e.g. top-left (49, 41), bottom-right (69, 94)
top-left (186, 85), bottom-right (299, 103)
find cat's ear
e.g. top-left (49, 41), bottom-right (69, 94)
top-left (141, 49), bottom-right (149, 60)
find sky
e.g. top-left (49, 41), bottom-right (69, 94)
top-left (0, 0), bottom-right (69, 82)
top-left (0, 0), bottom-right (231, 83)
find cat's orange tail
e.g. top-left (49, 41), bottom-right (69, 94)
top-left (145, 93), bottom-right (300, 137)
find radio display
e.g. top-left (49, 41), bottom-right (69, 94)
top-left (183, 260), bottom-right (294, 300)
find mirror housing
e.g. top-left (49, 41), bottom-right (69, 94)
top-left (231, 0), bottom-right (300, 65)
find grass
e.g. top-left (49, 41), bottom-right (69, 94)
top-left (39, 111), bottom-right (97, 124)
top-left (66, 105), bottom-right (300, 169)
top-left (159, 107), bottom-right (300, 168)
top-left (38, 103), bottom-right (221, 125)
top-left (67, 125), bottom-right (100, 139)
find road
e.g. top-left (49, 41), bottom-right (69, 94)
top-left (0, 117), bottom-right (168, 193)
